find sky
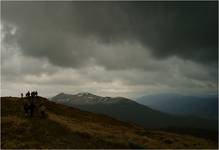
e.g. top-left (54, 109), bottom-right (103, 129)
top-left (1, 1), bottom-right (218, 99)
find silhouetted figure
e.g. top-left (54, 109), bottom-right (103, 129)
top-left (26, 91), bottom-right (30, 97)
top-left (29, 100), bottom-right (35, 117)
top-left (23, 99), bottom-right (29, 117)
top-left (31, 91), bottom-right (35, 98)
top-left (35, 91), bottom-right (38, 97)
top-left (39, 103), bottom-right (46, 118)
top-left (21, 93), bottom-right (23, 98)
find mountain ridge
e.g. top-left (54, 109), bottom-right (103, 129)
top-left (52, 92), bottom-right (138, 105)
top-left (51, 92), bottom-right (217, 131)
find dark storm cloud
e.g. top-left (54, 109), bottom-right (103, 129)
top-left (1, 1), bottom-right (218, 70)
top-left (125, 2), bottom-right (218, 63)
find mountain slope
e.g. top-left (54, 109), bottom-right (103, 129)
top-left (51, 93), bottom-right (217, 131)
top-left (136, 93), bottom-right (218, 120)
top-left (1, 96), bottom-right (218, 149)
top-left (51, 92), bottom-right (136, 105)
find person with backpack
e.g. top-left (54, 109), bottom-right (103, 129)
top-left (29, 99), bottom-right (35, 117)
top-left (26, 91), bottom-right (30, 97)
top-left (23, 99), bottom-right (29, 117)
top-left (39, 103), bottom-right (47, 118)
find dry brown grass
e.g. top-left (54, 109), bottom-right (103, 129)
top-left (1, 96), bottom-right (218, 149)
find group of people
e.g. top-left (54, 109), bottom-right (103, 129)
top-left (21, 91), bottom-right (46, 118)
top-left (21, 91), bottom-right (38, 98)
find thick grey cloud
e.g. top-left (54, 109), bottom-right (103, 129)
top-left (1, 1), bottom-right (218, 70)
top-left (1, 41), bottom-right (217, 98)
top-left (1, 1), bottom-right (218, 98)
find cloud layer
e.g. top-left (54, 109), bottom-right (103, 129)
top-left (1, 1), bottom-right (218, 98)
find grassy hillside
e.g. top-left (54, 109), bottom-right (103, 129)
top-left (1, 96), bottom-right (218, 149)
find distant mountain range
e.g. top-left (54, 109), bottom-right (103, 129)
top-left (51, 92), bottom-right (217, 131)
top-left (136, 93), bottom-right (218, 120)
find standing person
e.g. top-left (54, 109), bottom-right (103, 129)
top-left (35, 91), bottom-right (38, 97)
top-left (29, 100), bottom-right (35, 117)
top-left (31, 91), bottom-right (34, 98)
top-left (23, 99), bottom-right (29, 117)
top-left (21, 93), bottom-right (23, 98)
top-left (26, 91), bottom-right (30, 97)
top-left (39, 103), bottom-right (46, 118)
